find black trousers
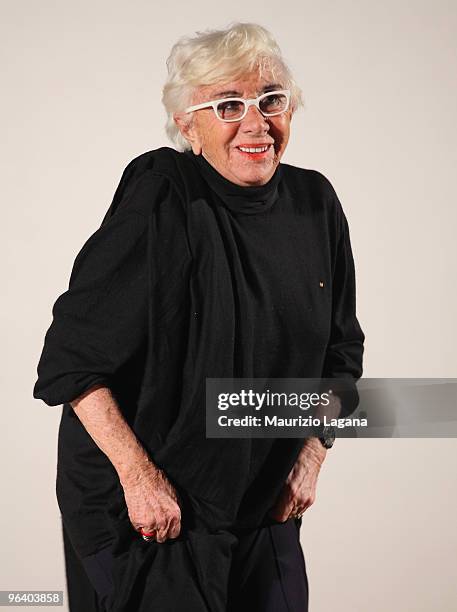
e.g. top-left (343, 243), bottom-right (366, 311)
top-left (63, 518), bottom-right (309, 612)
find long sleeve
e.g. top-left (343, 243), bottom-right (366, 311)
top-left (33, 206), bottom-right (151, 407)
top-left (321, 196), bottom-right (365, 417)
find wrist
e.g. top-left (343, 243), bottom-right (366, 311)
top-left (299, 436), bottom-right (327, 466)
top-left (117, 449), bottom-right (158, 489)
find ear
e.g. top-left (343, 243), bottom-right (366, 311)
top-left (173, 112), bottom-right (202, 155)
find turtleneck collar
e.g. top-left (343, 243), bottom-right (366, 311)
top-left (184, 150), bottom-right (282, 215)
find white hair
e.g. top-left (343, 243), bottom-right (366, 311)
top-left (162, 22), bottom-right (305, 151)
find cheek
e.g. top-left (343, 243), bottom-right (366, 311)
top-left (219, 128), bottom-right (241, 156)
top-left (282, 126), bottom-right (291, 148)
top-left (274, 124), bottom-right (290, 153)
top-left (205, 125), bottom-right (237, 155)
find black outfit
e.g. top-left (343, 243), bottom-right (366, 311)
top-left (73, 517), bottom-right (308, 612)
top-left (33, 147), bottom-right (364, 611)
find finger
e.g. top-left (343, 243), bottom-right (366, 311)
top-left (139, 526), bottom-right (157, 539)
top-left (168, 515), bottom-right (181, 539)
top-left (290, 508), bottom-right (303, 519)
top-left (139, 525), bottom-right (156, 536)
top-left (155, 529), bottom-right (168, 544)
top-left (154, 518), bottom-right (170, 543)
top-left (138, 529), bottom-right (157, 543)
top-left (276, 493), bottom-right (294, 518)
top-left (165, 509), bottom-right (182, 539)
top-left (287, 502), bottom-right (304, 520)
top-left (160, 502), bottom-right (181, 537)
top-left (291, 496), bottom-right (314, 517)
top-left (269, 505), bottom-right (291, 522)
top-left (284, 493), bottom-right (295, 507)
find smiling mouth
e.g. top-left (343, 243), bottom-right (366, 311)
top-left (236, 144), bottom-right (272, 157)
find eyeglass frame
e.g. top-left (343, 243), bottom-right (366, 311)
top-left (183, 89), bottom-right (291, 123)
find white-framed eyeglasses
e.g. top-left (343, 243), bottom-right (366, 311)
top-left (183, 89), bottom-right (290, 122)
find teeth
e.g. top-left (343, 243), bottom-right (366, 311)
top-left (238, 145), bottom-right (269, 153)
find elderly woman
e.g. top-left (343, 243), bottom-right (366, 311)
top-left (34, 22), bottom-right (364, 612)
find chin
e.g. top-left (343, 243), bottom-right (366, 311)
top-left (234, 164), bottom-right (275, 186)
top-left (246, 169), bottom-right (274, 186)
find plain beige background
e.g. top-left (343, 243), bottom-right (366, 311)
top-left (2, 1), bottom-right (457, 611)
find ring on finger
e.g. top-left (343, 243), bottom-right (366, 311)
top-left (140, 527), bottom-right (157, 542)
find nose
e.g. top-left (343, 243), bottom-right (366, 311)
top-left (240, 104), bottom-right (270, 133)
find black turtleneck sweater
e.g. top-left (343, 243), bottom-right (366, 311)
top-left (33, 147), bottom-right (364, 612)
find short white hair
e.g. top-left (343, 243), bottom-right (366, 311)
top-left (162, 22), bottom-right (305, 151)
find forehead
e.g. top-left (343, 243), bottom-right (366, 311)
top-left (195, 71), bottom-right (283, 101)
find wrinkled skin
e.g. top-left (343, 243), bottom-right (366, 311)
top-left (174, 68), bottom-right (293, 187)
top-left (269, 394), bottom-right (342, 520)
top-left (122, 462), bottom-right (182, 543)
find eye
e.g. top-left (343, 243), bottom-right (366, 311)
top-left (260, 93), bottom-right (288, 114)
top-left (216, 100), bottom-right (244, 120)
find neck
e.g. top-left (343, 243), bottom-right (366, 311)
top-left (201, 152), bottom-right (275, 187)
top-left (184, 150), bottom-right (282, 216)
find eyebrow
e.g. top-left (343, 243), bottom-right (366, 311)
top-left (212, 83), bottom-right (283, 98)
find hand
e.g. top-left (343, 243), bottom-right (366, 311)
top-left (121, 461), bottom-right (182, 543)
top-left (268, 438), bottom-right (327, 522)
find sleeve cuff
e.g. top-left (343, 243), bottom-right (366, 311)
top-left (320, 376), bottom-right (361, 418)
top-left (33, 374), bottom-right (111, 407)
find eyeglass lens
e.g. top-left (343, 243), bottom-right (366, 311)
top-left (216, 92), bottom-right (288, 120)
